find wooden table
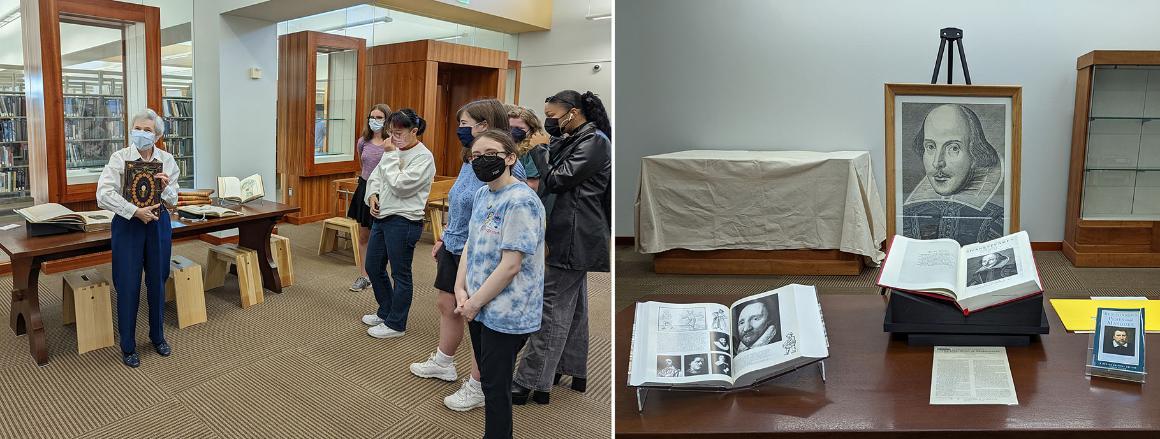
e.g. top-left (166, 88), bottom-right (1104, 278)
top-left (2, 200), bottom-right (299, 366)
top-left (616, 294), bottom-right (1160, 438)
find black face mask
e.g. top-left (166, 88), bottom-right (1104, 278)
top-left (471, 155), bottom-right (506, 182)
top-left (544, 117), bottom-right (563, 138)
top-left (510, 127), bottom-right (528, 143)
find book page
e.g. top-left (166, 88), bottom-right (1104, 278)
top-left (218, 177), bottom-right (241, 200)
top-left (929, 346), bottom-right (1018, 405)
top-left (958, 231), bottom-right (1037, 302)
top-left (729, 285), bottom-right (807, 380)
top-left (627, 301), bottom-right (733, 387)
top-left (240, 174), bottom-right (264, 202)
top-left (878, 236), bottom-right (960, 295)
top-left (77, 210), bottom-right (114, 225)
top-left (16, 203), bottom-right (79, 223)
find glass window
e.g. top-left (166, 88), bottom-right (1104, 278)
top-left (60, 21), bottom-right (131, 185)
top-left (314, 47), bottom-right (357, 163)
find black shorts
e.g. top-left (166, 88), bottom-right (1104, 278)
top-left (433, 245), bottom-right (462, 293)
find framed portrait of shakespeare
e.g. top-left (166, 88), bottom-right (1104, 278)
top-left (885, 84), bottom-right (1022, 246)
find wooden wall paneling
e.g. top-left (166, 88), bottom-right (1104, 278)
top-left (507, 60), bottom-right (522, 105)
top-left (1064, 67), bottom-right (1093, 247)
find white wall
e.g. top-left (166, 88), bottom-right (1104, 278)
top-left (516, 0), bottom-right (611, 120)
top-left (615, 0), bottom-right (1160, 242)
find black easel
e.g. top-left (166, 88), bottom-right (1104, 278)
top-left (930, 27), bottom-right (971, 85)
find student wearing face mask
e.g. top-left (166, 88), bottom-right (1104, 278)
top-left (410, 98), bottom-right (527, 412)
top-left (511, 90), bottom-right (611, 404)
top-left (361, 108), bottom-right (436, 340)
top-left (95, 109), bottom-right (180, 368)
top-left (506, 104), bottom-right (551, 193)
top-left (347, 104), bottom-right (393, 292)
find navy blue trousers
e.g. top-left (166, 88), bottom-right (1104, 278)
top-left (111, 208), bottom-right (172, 354)
top-left (365, 215), bottom-right (423, 331)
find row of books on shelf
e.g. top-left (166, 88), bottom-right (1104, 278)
top-left (63, 96), bottom-right (124, 118)
top-left (66, 141), bottom-right (122, 168)
top-left (0, 168), bottom-right (28, 193)
top-left (0, 94), bottom-right (25, 117)
top-left (64, 119), bottom-right (124, 141)
top-left (1, 119), bottom-right (26, 142)
top-left (162, 99), bottom-right (193, 118)
top-left (175, 157), bottom-right (193, 179)
top-left (0, 144), bottom-right (24, 168)
top-left (167, 119), bottom-right (193, 137)
top-left (167, 138), bottom-right (193, 157)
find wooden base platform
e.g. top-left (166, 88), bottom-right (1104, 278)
top-left (1063, 240), bottom-right (1160, 268)
top-left (653, 249), bottom-right (864, 275)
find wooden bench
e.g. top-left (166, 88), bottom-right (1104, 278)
top-left (205, 244), bottom-right (264, 309)
top-left (164, 255), bottom-right (208, 329)
top-left (61, 269), bottom-right (113, 354)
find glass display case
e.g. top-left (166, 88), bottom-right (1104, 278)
top-left (1064, 51), bottom-right (1160, 267)
top-left (1080, 65), bottom-right (1160, 219)
top-left (313, 46), bottom-right (358, 165)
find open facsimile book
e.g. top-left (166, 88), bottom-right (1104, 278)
top-left (217, 174), bottom-right (264, 203)
top-left (628, 284), bottom-right (829, 389)
top-left (877, 231), bottom-right (1042, 315)
top-left (15, 203), bottom-right (113, 232)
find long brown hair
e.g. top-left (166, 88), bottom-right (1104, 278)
top-left (505, 104), bottom-right (544, 157)
top-left (456, 99), bottom-right (509, 162)
top-left (360, 103), bottom-right (393, 142)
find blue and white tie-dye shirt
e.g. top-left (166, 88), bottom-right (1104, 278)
top-left (441, 161), bottom-right (527, 255)
top-left (464, 181), bottom-right (545, 335)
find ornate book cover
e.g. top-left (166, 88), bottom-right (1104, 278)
top-left (122, 160), bottom-right (163, 208)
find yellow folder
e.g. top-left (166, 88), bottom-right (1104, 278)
top-left (1049, 299), bottom-right (1160, 332)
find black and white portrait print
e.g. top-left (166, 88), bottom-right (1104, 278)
top-left (709, 332), bottom-right (730, 353)
top-left (656, 355), bottom-right (682, 378)
top-left (965, 248), bottom-right (1019, 287)
top-left (683, 353), bottom-right (709, 377)
top-left (898, 101), bottom-right (1010, 246)
top-left (711, 353), bottom-right (732, 375)
top-left (732, 295), bottom-right (782, 354)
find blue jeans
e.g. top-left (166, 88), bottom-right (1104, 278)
top-left (111, 208), bottom-right (172, 354)
top-left (365, 215), bottom-right (424, 331)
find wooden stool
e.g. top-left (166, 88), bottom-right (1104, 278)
top-left (204, 244), bottom-right (264, 309)
top-left (270, 234), bottom-right (294, 287)
top-left (319, 217), bottom-right (360, 265)
top-left (61, 269), bottom-right (114, 354)
top-left (164, 255), bottom-right (208, 328)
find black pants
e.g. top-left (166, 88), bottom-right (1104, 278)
top-left (469, 321), bottom-right (529, 439)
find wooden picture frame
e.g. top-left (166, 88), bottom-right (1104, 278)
top-left (885, 84), bottom-right (1022, 246)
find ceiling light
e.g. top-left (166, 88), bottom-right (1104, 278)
top-left (318, 15), bottom-right (392, 34)
top-left (585, 13), bottom-right (611, 21)
top-left (435, 34), bottom-right (466, 42)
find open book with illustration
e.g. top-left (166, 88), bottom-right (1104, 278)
top-left (15, 203), bottom-right (114, 232)
top-left (177, 204), bottom-right (241, 218)
top-left (217, 174), bottom-right (264, 203)
top-left (627, 284), bottom-right (829, 390)
top-left (877, 231), bottom-right (1042, 315)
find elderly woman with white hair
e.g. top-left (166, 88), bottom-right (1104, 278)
top-left (95, 108), bottom-right (180, 368)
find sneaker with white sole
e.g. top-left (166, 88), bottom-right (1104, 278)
top-left (410, 353), bottom-right (458, 381)
top-left (350, 276), bottom-right (371, 292)
top-left (367, 323), bottom-right (405, 339)
top-left (361, 314), bottom-right (384, 326)
top-left (444, 379), bottom-right (485, 411)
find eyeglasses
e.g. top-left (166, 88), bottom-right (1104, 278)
top-left (388, 130), bottom-right (411, 138)
top-left (368, 115), bottom-right (386, 121)
top-left (460, 120), bottom-right (486, 128)
top-left (469, 151), bottom-right (508, 161)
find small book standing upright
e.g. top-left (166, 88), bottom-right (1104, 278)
top-left (122, 160), bottom-right (163, 208)
top-left (627, 284), bottom-right (829, 390)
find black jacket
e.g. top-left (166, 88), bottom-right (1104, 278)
top-left (542, 122), bottom-right (611, 272)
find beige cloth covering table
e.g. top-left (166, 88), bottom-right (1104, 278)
top-left (635, 150), bottom-right (887, 264)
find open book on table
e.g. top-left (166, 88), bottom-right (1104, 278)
top-left (877, 231), bottom-right (1042, 315)
top-left (15, 203), bottom-right (114, 232)
top-left (217, 174), bottom-right (264, 203)
top-left (627, 284), bottom-right (829, 390)
top-left (177, 204), bottom-right (241, 218)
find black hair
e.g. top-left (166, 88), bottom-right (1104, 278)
top-left (547, 90), bottom-right (612, 140)
top-left (387, 108), bottom-right (426, 136)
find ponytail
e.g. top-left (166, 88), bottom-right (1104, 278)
top-left (579, 91), bottom-right (611, 140)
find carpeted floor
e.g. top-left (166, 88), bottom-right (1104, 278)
top-left (0, 222), bottom-right (611, 439)
top-left (615, 245), bottom-right (1160, 311)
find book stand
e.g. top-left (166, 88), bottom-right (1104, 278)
top-left (633, 359), bottom-right (826, 413)
top-left (881, 289), bottom-right (1049, 346)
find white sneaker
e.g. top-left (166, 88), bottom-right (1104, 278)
top-left (361, 314), bottom-right (384, 326)
top-left (444, 379), bottom-right (485, 412)
top-left (410, 353), bottom-right (458, 381)
top-left (367, 323), bottom-right (405, 339)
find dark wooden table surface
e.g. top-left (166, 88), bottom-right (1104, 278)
top-left (616, 293), bottom-right (1160, 438)
top-left (2, 200), bottom-right (298, 366)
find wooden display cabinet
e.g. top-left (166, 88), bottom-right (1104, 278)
top-left (1064, 50), bottom-right (1160, 267)
top-left (21, 0), bottom-right (163, 210)
top-left (276, 31), bottom-right (366, 224)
